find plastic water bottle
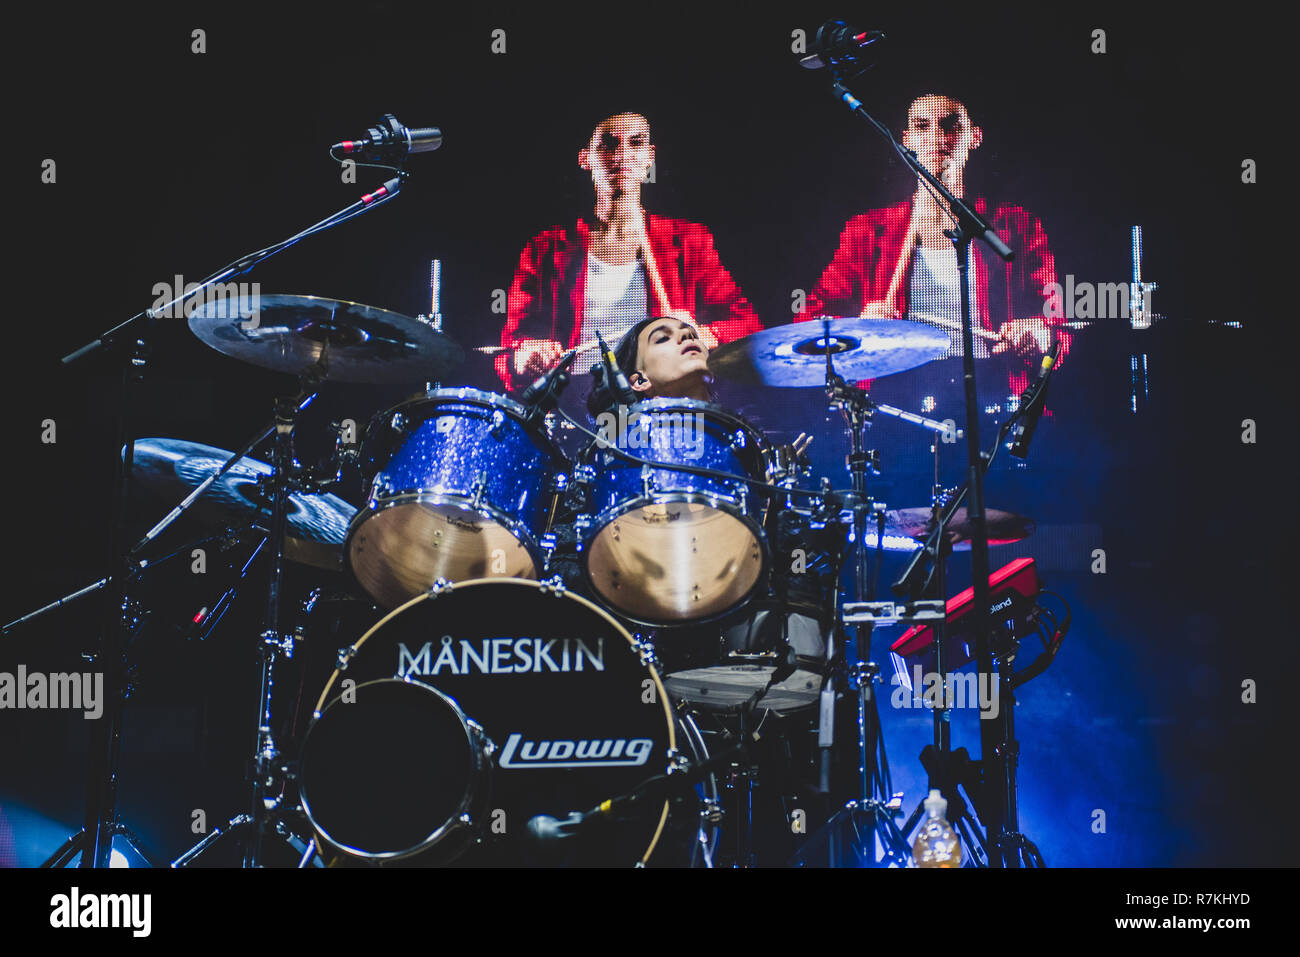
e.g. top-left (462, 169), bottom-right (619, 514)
top-left (912, 789), bottom-right (962, 868)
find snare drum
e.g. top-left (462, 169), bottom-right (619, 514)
top-left (577, 398), bottom-right (769, 625)
top-left (346, 389), bottom-right (568, 609)
top-left (298, 578), bottom-right (716, 866)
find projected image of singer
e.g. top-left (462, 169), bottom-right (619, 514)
top-left (800, 93), bottom-right (1068, 386)
top-left (496, 112), bottom-right (762, 392)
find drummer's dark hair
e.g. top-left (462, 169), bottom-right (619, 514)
top-left (585, 316), bottom-right (660, 417)
top-left (585, 315), bottom-right (718, 416)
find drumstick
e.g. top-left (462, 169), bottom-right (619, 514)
top-left (639, 210), bottom-right (672, 315)
top-left (909, 312), bottom-right (1005, 343)
top-left (474, 340), bottom-right (605, 356)
top-left (882, 205), bottom-right (921, 314)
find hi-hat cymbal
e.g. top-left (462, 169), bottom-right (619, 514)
top-left (708, 318), bottom-right (952, 387)
top-left (188, 294), bottom-right (463, 384)
top-left (131, 438), bottom-right (357, 570)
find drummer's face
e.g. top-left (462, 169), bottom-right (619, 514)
top-left (632, 319), bottom-right (709, 396)
top-left (579, 113), bottom-right (655, 195)
top-left (902, 95), bottom-right (981, 177)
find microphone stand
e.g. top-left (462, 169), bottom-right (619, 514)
top-left (52, 172), bottom-right (405, 869)
top-left (891, 353), bottom-right (1058, 869)
top-left (823, 62), bottom-right (1015, 866)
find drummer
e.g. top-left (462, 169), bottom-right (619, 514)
top-left (497, 111), bottom-right (762, 392)
top-left (598, 314), bottom-right (712, 406)
top-left (588, 313), bottom-right (812, 452)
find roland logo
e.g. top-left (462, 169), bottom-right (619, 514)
top-left (989, 596), bottom-right (1014, 614)
top-left (499, 733), bottom-right (654, 769)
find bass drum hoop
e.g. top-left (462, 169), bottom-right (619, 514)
top-left (312, 579), bottom-right (678, 866)
top-left (299, 677), bottom-right (488, 863)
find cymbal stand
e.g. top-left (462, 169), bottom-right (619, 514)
top-left (790, 322), bottom-right (912, 866)
top-left (166, 360), bottom-right (330, 867)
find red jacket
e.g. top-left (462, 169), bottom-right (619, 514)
top-left (801, 197), bottom-right (1058, 327)
top-left (497, 213), bottom-right (762, 388)
top-left (799, 197), bottom-right (1066, 392)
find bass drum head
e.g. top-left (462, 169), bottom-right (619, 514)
top-left (308, 579), bottom-right (679, 866)
top-left (299, 679), bottom-right (486, 862)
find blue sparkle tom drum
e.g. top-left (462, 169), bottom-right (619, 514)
top-left (577, 398), bottom-right (769, 625)
top-left (346, 389), bottom-right (568, 609)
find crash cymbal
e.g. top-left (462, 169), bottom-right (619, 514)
top-left (886, 506), bottom-right (1035, 551)
top-left (188, 294), bottom-right (463, 384)
top-left (131, 438), bottom-right (357, 570)
top-left (707, 318), bottom-right (952, 387)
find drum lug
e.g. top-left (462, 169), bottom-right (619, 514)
top-left (489, 409), bottom-right (508, 439)
top-left (427, 578), bottom-right (453, 597)
top-left (572, 464), bottom-right (596, 486)
top-left (632, 636), bottom-right (659, 669)
top-left (390, 411), bottom-right (406, 433)
top-left (538, 574), bottom-right (566, 596)
top-left (728, 429), bottom-right (749, 452)
top-left (471, 472), bottom-right (488, 509)
top-left (335, 646), bottom-right (356, 670)
top-left (701, 799), bottom-right (725, 824)
top-left (640, 464), bottom-right (656, 497)
top-left (666, 748), bottom-right (689, 775)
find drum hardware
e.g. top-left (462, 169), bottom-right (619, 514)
top-left (888, 363), bottom-right (1061, 868)
top-left (50, 166), bottom-right (427, 867)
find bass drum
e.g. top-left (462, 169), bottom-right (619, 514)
top-left (298, 578), bottom-right (717, 866)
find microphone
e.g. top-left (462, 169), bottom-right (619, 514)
top-left (518, 348), bottom-right (578, 406)
top-left (800, 20), bottom-right (886, 70)
top-left (332, 114), bottom-right (443, 158)
top-left (525, 813), bottom-right (584, 844)
top-left (595, 332), bottom-right (637, 405)
top-left (1009, 340), bottom-right (1061, 459)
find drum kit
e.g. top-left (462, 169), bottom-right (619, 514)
top-left (21, 290), bottom-right (1057, 869)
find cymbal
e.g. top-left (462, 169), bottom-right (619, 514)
top-left (886, 506), bottom-right (1035, 551)
top-left (707, 318), bottom-right (952, 387)
top-left (130, 438), bottom-right (357, 570)
top-left (188, 294), bottom-right (464, 384)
